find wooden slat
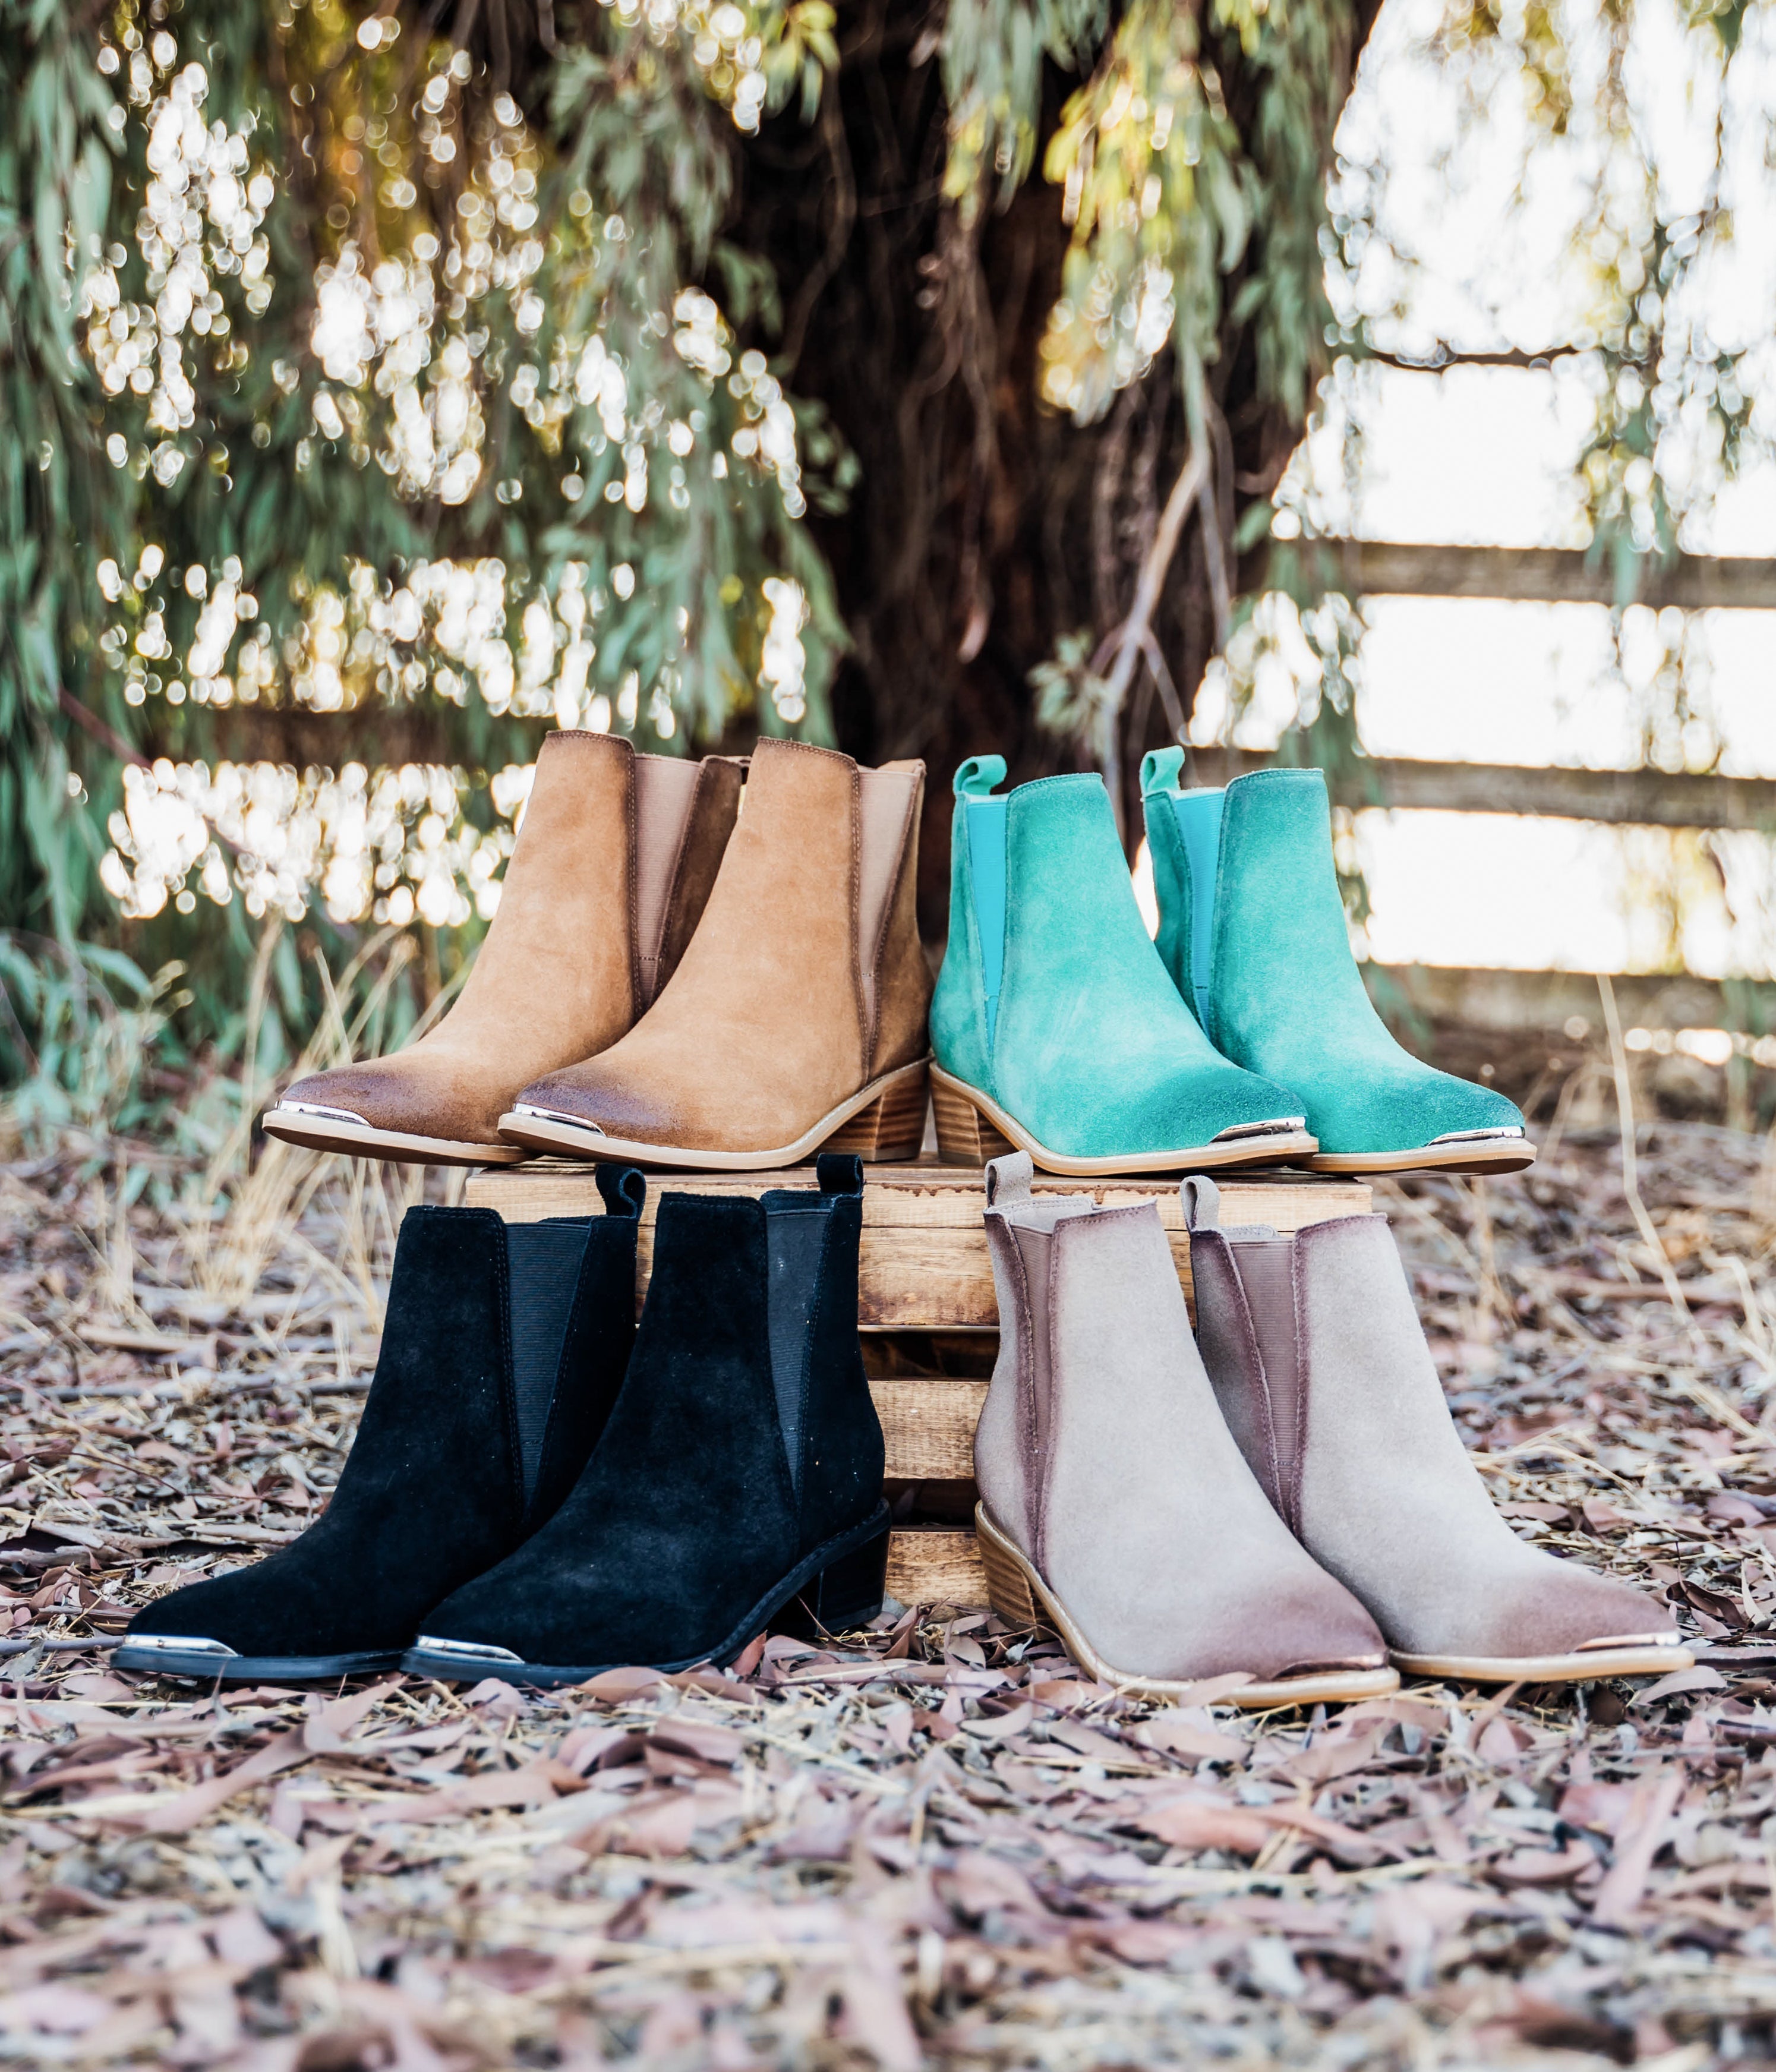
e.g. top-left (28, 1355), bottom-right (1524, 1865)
top-left (1188, 748), bottom-right (1776, 834)
top-left (870, 1378), bottom-right (986, 1480)
top-left (1367, 964), bottom-right (1776, 1037)
top-left (1250, 538), bottom-right (1776, 611)
top-left (465, 1159), bottom-right (1371, 1331)
top-left (886, 1527), bottom-right (989, 1609)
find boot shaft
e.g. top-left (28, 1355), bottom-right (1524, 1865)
top-left (458, 731), bottom-right (742, 1045)
top-left (1183, 1178), bottom-right (1492, 1531)
top-left (658, 737), bottom-right (929, 1079)
top-left (933, 758), bottom-right (1192, 1087)
top-left (610, 1150), bottom-right (882, 1548)
top-left (342, 1168), bottom-right (645, 1538)
top-left (1141, 754), bottom-right (1529, 1161)
top-left (1140, 756), bottom-right (1371, 1049)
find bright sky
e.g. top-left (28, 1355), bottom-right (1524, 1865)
top-left (1206, 0), bottom-right (1776, 978)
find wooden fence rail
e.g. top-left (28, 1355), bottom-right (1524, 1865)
top-left (1188, 751), bottom-right (1776, 831)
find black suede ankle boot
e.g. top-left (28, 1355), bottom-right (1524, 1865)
top-left (405, 1154), bottom-right (890, 1685)
top-left (116, 1168), bottom-right (646, 1683)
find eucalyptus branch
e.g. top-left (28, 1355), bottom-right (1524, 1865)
top-left (1090, 439), bottom-right (1208, 822)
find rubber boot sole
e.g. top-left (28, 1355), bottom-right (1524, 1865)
top-left (1302, 1131), bottom-right (1535, 1177)
top-left (402, 1502), bottom-right (892, 1688)
top-left (930, 1066), bottom-right (1317, 1177)
top-left (1392, 1641), bottom-right (1693, 1685)
top-left (975, 1504), bottom-right (1399, 1708)
top-left (497, 1061), bottom-right (930, 1171)
top-left (112, 1639), bottom-right (405, 1683)
top-left (263, 1106), bottom-right (528, 1167)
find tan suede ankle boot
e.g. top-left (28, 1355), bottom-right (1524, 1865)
top-left (499, 738), bottom-right (933, 1170)
top-left (263, 734), bottom-right (742, 1165)
top-left (973, 1153), bottom-right (1397, 1707)
top-left (1184, 1179), bottom-right (1692, 1684)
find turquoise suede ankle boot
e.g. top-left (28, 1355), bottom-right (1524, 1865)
top-left (1140, 752), bottom-right (1532, 1174)
top-left (929, 757), bottom-right (1316, 1174)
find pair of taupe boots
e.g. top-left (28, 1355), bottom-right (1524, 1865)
top-left (264, 735), bottom-right (933, 1170)
top-left (976, 1155), bottom-right (1690, 1702)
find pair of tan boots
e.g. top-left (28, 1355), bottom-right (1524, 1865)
top-left (264, 734), bottom-right (933, 1170)
top-left (976, 1156), bottom-right (1692, 1702)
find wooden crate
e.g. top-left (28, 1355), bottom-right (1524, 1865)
top-left (466, 1157), bottom-right (1371, 1607)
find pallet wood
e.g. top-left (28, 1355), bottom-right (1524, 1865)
top-left (885, 1527), bottom-right (990, 1609)
top-left (465, 1156), bottom-right (1371, 1612)
top-left (466, 1158), bottom-right (1371, 1330)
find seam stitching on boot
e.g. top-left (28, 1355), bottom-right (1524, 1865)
top-left (1289, 1235), bottom-right (1310, 1538)
top-left (1039, 1223), bottom-right (1065, 1582)
top-left (847, 766), bottom-right (870, 1076)
top-left (990, 1212), bottom-right (1040, 1570)
top-left (623, 750), bottom-right (642, 1024)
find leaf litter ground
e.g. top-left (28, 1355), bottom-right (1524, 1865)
top-left (3, 1125), bottom-right (1776, 2068)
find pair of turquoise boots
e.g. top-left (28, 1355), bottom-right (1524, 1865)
top-left (929, 751), bottom-right (1532, 1177)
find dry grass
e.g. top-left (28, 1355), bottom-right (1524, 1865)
top-left (3, 1109), bottom-right (1776, 2068)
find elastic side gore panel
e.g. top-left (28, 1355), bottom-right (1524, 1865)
top-left (632, 756), bottom-right (704, 1006)
top-left (857, 767), bottom-right (918, 1035)
top-left (760, 1195), bottom-right (833, 1499)
top-left (1226, 1235), bottom-right (1304, 1527)
top-left (1009, 1223), bottom-right (1056, 1568)
top-left (504, 1220), bottom-right (593, 1503)
top-left (963, 794), bottom-right (1009, 1049)
top-left (1169, 790), bottom-right (1225, 1027)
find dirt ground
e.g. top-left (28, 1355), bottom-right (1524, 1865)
top-left (2, 1114), bottom-right (1776, 2070)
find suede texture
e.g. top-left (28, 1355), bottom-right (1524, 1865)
top-left (516, 740), bottom-right (929, 1154)
top-left (930, 772), bottom-right (1303, 1158)
top-left (127, 1199), bottom-right (641, 1657)
top-left (975, 1156), bottom-right (1385, 1682)
top-left (420, 1167), bottom-right (885, 1668)
top-left (1192, 1210), bottom-right (1671, 1657)
top-left (1142, 767), bottom-right (1524, 1156)
top-left (282, 736), bottom-right (735, 1147)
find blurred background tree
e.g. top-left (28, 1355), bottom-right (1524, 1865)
top-left (1, 0), bottom-right (1766, 1121)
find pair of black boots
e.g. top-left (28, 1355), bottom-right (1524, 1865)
top-left (116, 1159), bottom-right (890, 1686)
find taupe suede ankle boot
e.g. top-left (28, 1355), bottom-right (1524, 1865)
top-left (264, 734), bottom-right (742, 1165)
top-left (1184, 1180), bottom-right (1693, 1684)
top-left (500, 738), bottom-right (933, 1171)
top-left (973, 1153), bottom-right (1397, 1707)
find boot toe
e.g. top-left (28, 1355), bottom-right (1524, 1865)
top-left (125, 1568), bottom-right (299, 1657)
top-left (1479, 1565), bottom-right (1679, 1662)
top-left (1311, 1061), bottom-right (1524, 1157)
top-left (278, 1061), bottom-right (452, 1139)
top-left (512, 1065), bottom-right (676, 1143)
top-left (1237, 1575), bottom-right (1392, 1682)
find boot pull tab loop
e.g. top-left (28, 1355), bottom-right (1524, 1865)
top-left (595, 1164), bottom-right (647, 1221)
top-left (816, 1152), bottom-right (865, 1197)
top-left (954, 754), bottom-right (1007, 799)
top-left (984, 1150), bottom-right (1034, 1209)
top-left (1140, 745), bottom-right (1186, 797)
top-left (1179, 1175), bottom-right (1220, 1231)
